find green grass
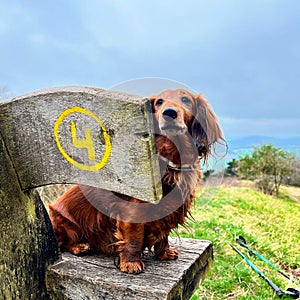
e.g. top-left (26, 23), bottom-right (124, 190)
top-left (177, 184), bottom-right (300, 299)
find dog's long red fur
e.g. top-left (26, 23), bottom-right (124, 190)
top-left (49, 89), bottom-right (223, 274)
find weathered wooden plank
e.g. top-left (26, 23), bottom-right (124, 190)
top-left (0, 86), bottom-right (162, 203)
top-left (0, 133), bottom-right (59, 299)
top-left (47, 238), bottom-right (213, 300)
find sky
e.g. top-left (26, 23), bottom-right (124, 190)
top-left (0, 0), bottom-right (300, 139)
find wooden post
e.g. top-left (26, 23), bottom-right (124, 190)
top-left (0, 133), bottom-right (58, 299)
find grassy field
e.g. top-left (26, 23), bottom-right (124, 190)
top-left (177, 182), bottom-right (300, 299)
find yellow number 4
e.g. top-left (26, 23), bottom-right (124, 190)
top-left (70, 122), bottom-right (96, 161)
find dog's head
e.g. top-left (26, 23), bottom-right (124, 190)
top-left (150, 89), bottom-right (224, 159)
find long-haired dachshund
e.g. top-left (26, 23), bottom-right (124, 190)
top-left (49, 89), bottom-right (223, 274)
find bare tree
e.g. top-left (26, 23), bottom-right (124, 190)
top-left (0, 86), bottom-right (12, 102)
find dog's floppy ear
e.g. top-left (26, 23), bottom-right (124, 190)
top-left (191, 93), bottom-right (225, 160)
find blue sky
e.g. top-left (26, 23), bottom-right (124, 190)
top-left (1, 0), bottom-right (299, 138)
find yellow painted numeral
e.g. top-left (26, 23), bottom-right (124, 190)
top-left (70, 121), bottom-right (96, 161)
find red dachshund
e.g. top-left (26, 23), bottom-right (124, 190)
top-left (49, 89), bottom-right (223, 274)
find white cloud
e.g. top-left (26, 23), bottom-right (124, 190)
top-left (75, 0), bottom-right (237, 54)
top-left (1, 0), bottom-right (300, 139)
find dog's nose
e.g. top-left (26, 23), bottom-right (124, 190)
top-left (162, 107), bottom-right (178, 120)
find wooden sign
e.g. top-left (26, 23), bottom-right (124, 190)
top-left (0, 86), bottom-right (162, 203)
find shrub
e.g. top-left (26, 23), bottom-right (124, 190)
top-left (231, 144), bottom-right (296, 197)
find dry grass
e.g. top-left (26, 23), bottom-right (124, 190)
top-left (280, 185), bottom-right (300, 203)
top-left (37, 184), bottom-right (73, 207)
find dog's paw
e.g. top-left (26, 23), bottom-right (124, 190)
top-left (156, 247), bottom-right (179, 260)
top-left (119, 260), bottom-right (145, 274)
top-left (68, 243), bottom-right (91, 256)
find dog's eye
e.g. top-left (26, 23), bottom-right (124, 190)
top-left (156, 99), bottom-right (164, 106)
top-left (181, 96), bottom-right (191, 105)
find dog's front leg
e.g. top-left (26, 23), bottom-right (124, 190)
top-left (154, 236), bottom-right (179, 260)
top-left (114, 221), bottom-right (145, 274)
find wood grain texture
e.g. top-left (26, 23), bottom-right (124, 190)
top-left (47, 238), bottom-right (213, 300)
top-left (0, 86), bottom-right (162, 203)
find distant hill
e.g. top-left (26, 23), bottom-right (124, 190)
top-left (225, 136), bottom-right (300, 160)
top-left (227, 135), bottom-right (300, 151)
